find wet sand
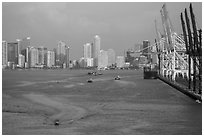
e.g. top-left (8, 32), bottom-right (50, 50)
top-left (2, 69), bottom-right (202, 135)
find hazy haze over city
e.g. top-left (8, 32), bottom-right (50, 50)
top-left (2, 2), bottom-right (202, 60)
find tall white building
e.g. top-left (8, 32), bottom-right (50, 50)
top-left (93, 35), bottom-right (100, 67)
top-left (83, 43), bottom-right (94, 67)
top-left (18, 54), bottom-right (25, 68)
top-left (2, 41), bottom-right (8, 67)
top-left (57, 41), bottom-right (69, 68)
top-left (98, 50), bottom-right (108, 69)
top-left (30, 47), bottom-right (39, 67)
top-left (107, 49), bottom-right (116, 66)
top-left (116, 56), bottom-right (125, 68)
top-left (85, 58), bottom-right (94, 67)
top-left (47, 50), bottom-right (55, 68)
top-left (83, 43), bottom-right (92, 58)
top-left (38, 47), bottom-right (47, 65)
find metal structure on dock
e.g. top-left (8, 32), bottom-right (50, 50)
top-left (156, 3), bottom-right (202, 94)
top-left (126, 3), bottom-right (201, 94)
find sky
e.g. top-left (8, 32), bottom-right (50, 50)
top-left (2, 2), bottom-right (202, 60)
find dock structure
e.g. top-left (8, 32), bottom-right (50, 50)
top-left (155, 3), bottom-right (202, 97)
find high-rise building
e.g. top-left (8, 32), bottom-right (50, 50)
top-left (38, 47), bottom-right (47, 65)
top-left (17, 37), bottom-right (31, 63)
top-left (26, 47), bottom-right (30, 65)
top-left (30, 47), bottom-right (39, 67)
top-left (7, 42), bottom-right (18, 64)
top-left (53, 48), bottom-right (57, 66)
top-left (56, 41), bottom-right (69, 68)
top-left (85, 58), bottom-right (94, 67)
top-left (83, 43), bottom-right (93, 68)
top-left (47, 50), bottom-right (55, 68)
top-left (116, 56), bottom-right (125, 68)
top-left (18, 54), bottom-right (25, 68)
top-left (93, 35), bottom-right (100, 67)
top-left (83, 43), bottom-right (92, 58)
top-left (91, 43), bottom-right (94, 58)
top-left (2, 41), bottom-right (8, 67)
top-left (65, 46), bottom-right (70, 68)
top-left (98, 50), bottom-right (108, 69)
top-left (107, 49), bottom-right (116, 67)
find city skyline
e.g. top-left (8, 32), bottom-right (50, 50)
top-left (2, 2), bottom-right (202, 60)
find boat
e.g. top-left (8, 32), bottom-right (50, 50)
top-left (87, 78), bottom-right (93, 83)
top-left (115, 75), bottom-right (121, 80)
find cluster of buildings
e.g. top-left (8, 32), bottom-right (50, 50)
top-left (76, 35), bottom-right (125, 69)
top-left (2, 37), bottom-right (70, 69)
top-left (2, 35), bottom-right (155, 70)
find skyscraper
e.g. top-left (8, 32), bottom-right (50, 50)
top-left (38, 47), bottom-right (47, 65)
top-left (56, 41), bottom-right (69, 68)
top-left (30, 47), bottom-right (39, 68)
top-left (7, 42), bottom-right (18, 64)
top-left (47, 50), bottom-right (55, 68)
top-left (107, 49), bottom-right (116, 67)
top-left (18, 54), bottom-right (25, 68)
top-left (98, 50), bottom-right (108, 69)
top-left (93, 35), bottom-right (100, 67)
top-left (83, 43), bottom-right (92, 58)
top-left (2, 41), bottom-right (8, 67)
top-left (65, 46), bottom-right (70, 68)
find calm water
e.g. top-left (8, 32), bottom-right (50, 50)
top-left (2, 69), bottom-right (202, 135)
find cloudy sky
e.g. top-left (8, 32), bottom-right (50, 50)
top-left (2, 2), bottom-right (202, 60)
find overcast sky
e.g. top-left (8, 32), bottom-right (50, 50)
top-left (2, 2), bottom-right (202, 60)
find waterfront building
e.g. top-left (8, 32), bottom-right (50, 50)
top-left (2, 41), bottom-right (8, 68)
top-left (26, 47), bottom-right (30, 67)
top-left (93, 35), bottom-right (101, 67)
top-left (53, 48), bottom-right (57, 66)
top-left (47, 50), bottom-right (55, 68)
top-left (17, 37), bottom-right (31, 64)
top-left (56, 41), bottom-right (69, 68)
top-left (30, 47), bottom-right (39, 68)
top-left (65, 46), bottom-right (70, 68)
top-left (38, 47), bottom-right (47, 65)
top-left (18, 54), bottom-right (25, 68)
top-left (7, 42), bottom-right (18, 64)
top-left (83, 43), bottom-right (92, 58)
top-left (83, 43), bottom-right (93, 67)
top-left (107, 49), bottom-right (116, 67)
top-left (116, 56), bottom-right (125, 68)
top-left (98, 50), bottom-right (108, 69)
top-left (91, 43), bottom-right (94, 58)
top-left (85, 58), bottom-right (94, 67)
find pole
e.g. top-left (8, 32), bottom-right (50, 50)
top-left (185, 8), bottom-right (193, 90)
top-left (181, 12), bottom-right (191, 89)
top-left (198, 29), bottom-right (202, 94)
top-left (190, 3), bottom-right (198, 92)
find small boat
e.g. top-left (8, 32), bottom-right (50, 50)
top-left (115, 75), bottom-right (121, 80)
top-left (87, 78), bottom-right (93, 83)
top-left (54, 119), bottom-right (60, 126)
